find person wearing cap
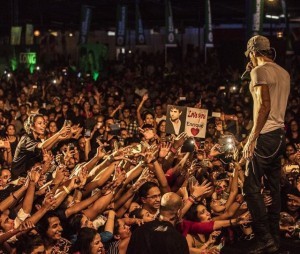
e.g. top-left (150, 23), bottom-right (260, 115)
top-left (242, 35), bottom-right (290, 253)
top-left (127, 192), bottom-right (189, 254)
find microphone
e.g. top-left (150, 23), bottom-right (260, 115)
top-left (241, 70), bottom-right (250, 80)
top-left (241, 61), bottom-right (253, 81)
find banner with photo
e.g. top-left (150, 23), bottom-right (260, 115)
top-left (25, 24), bottom-right (34, 45)
top-left (135, 1), bottom-right (146, 45)
top-left (166, 105), bottom-right (208, 138)
top-left (246, 0), bottom-right (264, 38)
top-left (11, 26), bottom-right (22, 45)
top-left (205, 0), bottom-right (213, 46)
top-left (165, 0), bottom-right (176, 45)
top-left (79, 5), bottom-right (92, 45)
top-left (116, 5), bottom-right (128, 47)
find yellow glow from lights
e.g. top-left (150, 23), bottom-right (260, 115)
top-left (34, 30), bottom-right (40, 36)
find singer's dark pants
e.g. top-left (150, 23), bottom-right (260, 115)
top-left (243, 128), bottom-right (285, 240)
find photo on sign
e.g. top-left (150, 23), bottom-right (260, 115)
top-left (165, 105), bottom-right (187, 136)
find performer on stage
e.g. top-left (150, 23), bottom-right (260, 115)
top-left (242, 35), bottom-right (290, 253)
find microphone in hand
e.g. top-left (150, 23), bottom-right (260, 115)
top-left (241, 62), bottom-right (253, 80)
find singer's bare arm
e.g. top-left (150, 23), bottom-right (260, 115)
top-left (243, 84), bottom-right (271, 159)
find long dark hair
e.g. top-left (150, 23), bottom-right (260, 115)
top-left (72, 227), bottom-right (99, 254)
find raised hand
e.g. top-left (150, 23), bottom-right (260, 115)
top-left (42, 191), bottom-right (56, 210)
top-left (159, 142), bottom-right (171, 158)
top-left (142, 93), bottom-right (149, 102)
top-left (77, 167), bottom-right (88, 188)
top-left (208, 230), bottom-right (221, 245)
top-left (191, 180), bottom-right (213, 200)
top-left (188, 160), bottom-right (202, 176)
top-left (28, 165), bottom-right (42, 184)
top-left (53, 164), bottom-right (67, 185)
top-left (18, 220), bottom-right (35, 232)
top-left (95, 144), bottom-right (106, 160)
top-left (58, 125), bottom-right (72, 140)
top-left (236, 211), bottom-right (252, 225)
top-left (210, 144), bottom-right (222, 157)
top-left (173, 132), bottom-right (188, 149)
top-left (42, 149), bottom-right (53, 165)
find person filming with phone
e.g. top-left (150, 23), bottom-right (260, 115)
top-left (11, 114), bottom-right (71, 179)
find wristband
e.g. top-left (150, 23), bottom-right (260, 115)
top-left (187, 197), bottom-right (195, 204)
top-left (229, 219), bottom-right (233, 226)
top-left (63, 186), bottom-right (70, 194)
top-left (149, 158), bottom-right (157, 164)
top-left (11, 193), bottom-right (18, 200)
top-left (106, 155), bottom-right (114, 162)
top-left (190, 194), bottom-right (197, 201)
top-left (170, 146), bottom-right (177, 154)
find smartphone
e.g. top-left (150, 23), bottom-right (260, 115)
top-left (64, 120), bottom-right (72, 127)
top-left (59, 154), bottom-right (65, 165)
top-left (199, 141), bottom-right (205, 150)
top-left (179, 97), bottom-right (186, 101)
top-left (32, 84), bottom-right (38, 89)
top-left (110, 124), bottom-right (120, 135)
top-left (131, 144), bottom-right (142, 154)
top-left (181, 138), bottom-right (195, 153)
top-left (200, 159), bottom-right (210, 168)
top-left (218, 135), bottom-right (235, 153)
top-left (216, 237), bottom-right (225, 250)
top-left (84, 129), bottom-right (91, 137)
top-left (68, 143), bottom-right (75, 151)
top-left (212, 112), bottom-right (221, 118)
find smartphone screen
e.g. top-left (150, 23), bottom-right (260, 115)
top-left (84, 129), bottom-right (91, 137)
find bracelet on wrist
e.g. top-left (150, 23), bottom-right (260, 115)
top-left (187, 197), bottom-right (195, 204)
top-left (207, 154), bottom-right (213, 160)
top-left (203, 242), bottom-right (209, 248)
top-left (63, 186), bottom-right (70, 194)
top-left (170, 146), bottom-right (177, 154)
top-left (11, 193), bottom-right (17, 200)
top-left (190, 194), bottom-right (198, 201)
top-left (148, 158), bottom-right (157, 164)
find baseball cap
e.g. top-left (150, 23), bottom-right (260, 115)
top-left (245, 35), bottom-right (271, 57)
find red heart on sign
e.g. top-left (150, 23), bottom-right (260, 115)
top-left (191, 128), bottom-right (199, 136)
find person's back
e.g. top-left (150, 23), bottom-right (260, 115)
top-left (250, 62), bottom-right (290, 134)
top-left (126, 219), bottom-right (188, 254)
top-left (127, 192), bottom-right (189, 254)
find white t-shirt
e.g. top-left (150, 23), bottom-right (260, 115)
top-left (250, 62), bottom-right (290, 134)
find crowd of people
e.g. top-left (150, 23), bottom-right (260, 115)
top-left (0, 46), bottom-right (299, 254)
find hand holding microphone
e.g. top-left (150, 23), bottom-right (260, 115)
top-left (241, 61), bottom-right (254, 80)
